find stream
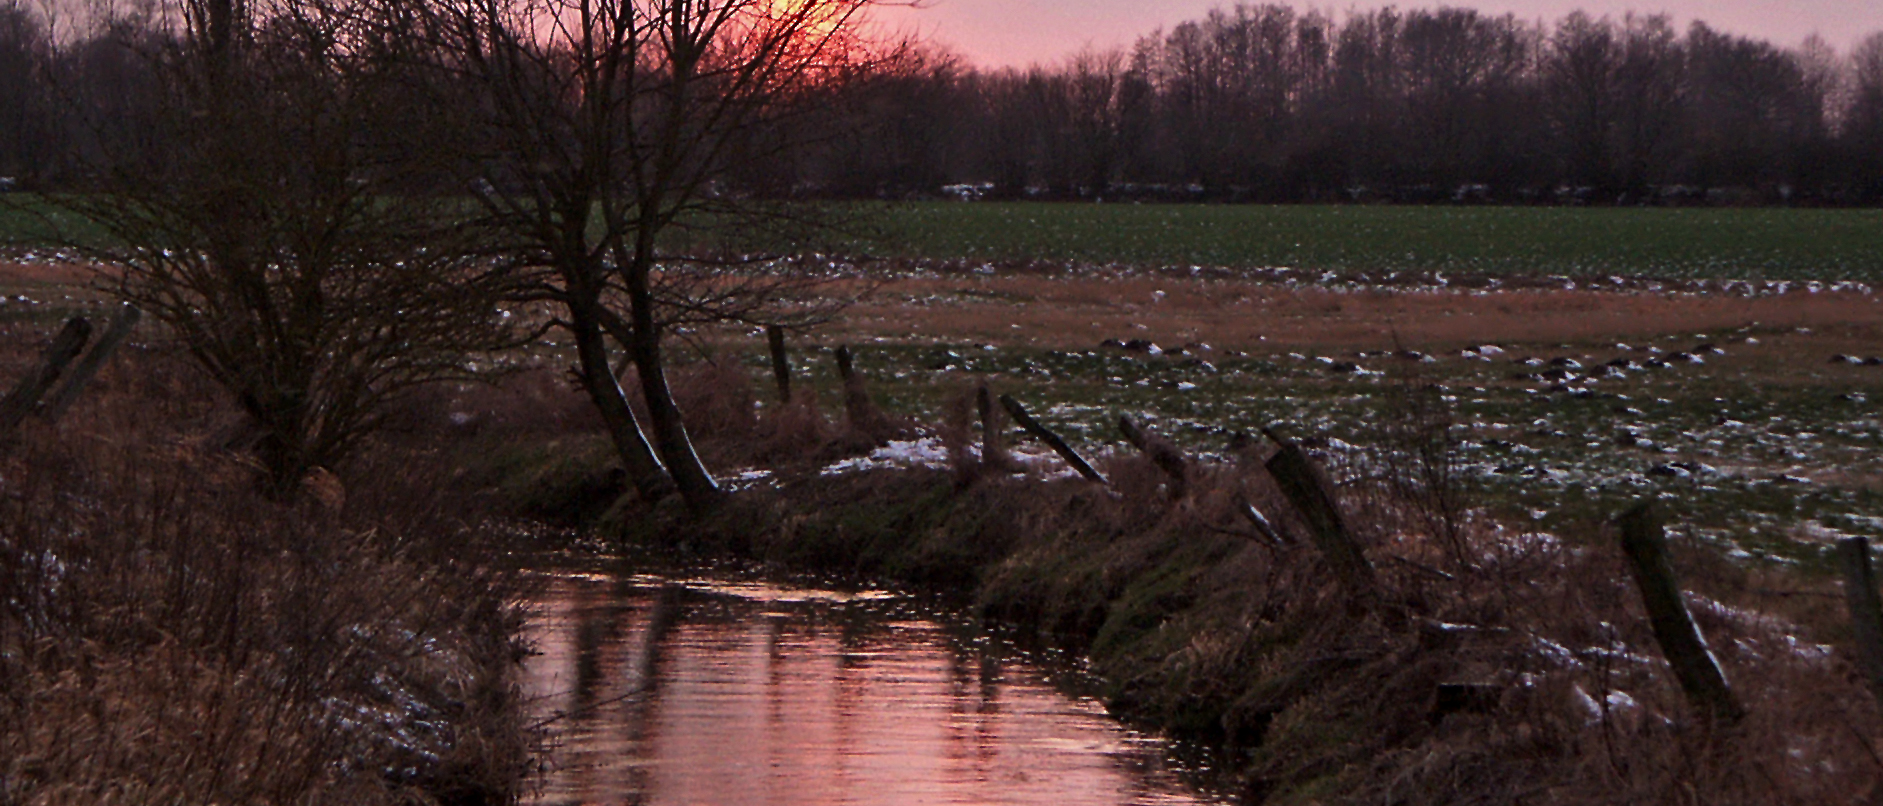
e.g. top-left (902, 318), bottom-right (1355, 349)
top-left (520, 557), bottom-right (1227, 805)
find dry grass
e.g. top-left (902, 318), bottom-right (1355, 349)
top-left (0, 324), bottom-right (531, 805)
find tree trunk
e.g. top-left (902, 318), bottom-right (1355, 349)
top-left (624, 267), bottom-right (721, 513)
top-left (572, 304), bottom-right (673, 504)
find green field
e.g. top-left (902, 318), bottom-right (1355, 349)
top-left (860, 202), bottom-right (1883, 280)
top-left (12, 196), bottom-right (1883, 281)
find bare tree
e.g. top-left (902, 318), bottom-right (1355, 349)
top-left (1545, 12), bottom-right (1618, 195)
top-left (1848, 33), bottom-right (1883, 197)
top-left (1611, 14), bottom-right (1684, 201)
top-left (38, 0), bottom-right (522, 493)
top-left (415, 0), bottom-right (889, 511)
top-left (0, 0), bottom-right (51, 182)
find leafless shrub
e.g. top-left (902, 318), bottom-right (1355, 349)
top-left (1371, 378), bottom-right (1476, 574)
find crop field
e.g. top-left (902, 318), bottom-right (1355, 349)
top-left (712, 265), bottom-right (1883, 571)
top-left (858, 202), bottom-right (1883, 281)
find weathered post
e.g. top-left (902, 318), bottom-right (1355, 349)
top-left (976, 385), bottom-right (1017, 471)
top-left (1119, 415), bottom-right (1188, 499)
top-left (44, 304), bottom-right (141, 422)
top-left (834, 345), bottom-right (894, 439)
top-left (1616, 502), bottom-right (1745, 724)
top-left (1263, 429), bottom-right (1379, 603)
top-left (0, 316), bottom-right (93, 440)
top-left (997, 394), bottom-right (1106, 484)
top-left (766, 325), bottom-right (791, 403)
top-left (1836, 536), bottom-right (1883, 707)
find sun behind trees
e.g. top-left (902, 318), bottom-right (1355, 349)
top-left (405, 0), bottom-right (899, 512)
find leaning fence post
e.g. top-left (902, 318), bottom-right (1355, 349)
top-left (43, 304), bottom-right (141, 423)
top-left (1616, 502), bottom-right (1745, 725)
top-left (1836, 536), bottom-right (1883, 708)
top-left (1119, 415), bottom-right (1189, 499)
top-left (997, 394), bottom-right (1106, 484)
top-left (766, 325), bottom-right (792, 403)
top-left (1263, 429), bottom-right (1379, 604)
top-left (0, 316), bottom-right (93, 440)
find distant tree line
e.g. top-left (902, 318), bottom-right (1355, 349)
top-left (775, 5), bottom-right (1883, 205)
top-left (2, 1), bottom-right (1882, 204)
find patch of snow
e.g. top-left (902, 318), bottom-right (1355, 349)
top-left (819, 438), bottom-right (953, 476)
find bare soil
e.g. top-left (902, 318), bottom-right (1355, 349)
top-left (827, 273), bottom-right (1883, 371)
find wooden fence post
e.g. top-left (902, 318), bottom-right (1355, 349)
top-left (976, 384), bottom-right (1020, 471)
top-left (834, 345), bottom-right (896, 439)
top-left (1119, 415), bottom-right (1188, 499)
top-left (997, 394), bottom-right (1106, 484)
top-left (43, 304), bottom-right (141, 423)
top-left (1836, 536), bottom-right (1883, 708)
top-left (1263, 430), bottom-right (1379, 603)
top-left (0, 316), bottom-right (93, 440)
top-left (766, 325), bottom-right (791, 403)
top-left (1616, 502), bottom-right (1745, 725)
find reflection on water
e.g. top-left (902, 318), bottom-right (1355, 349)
top-left (522, 564), bottom-right (1223, 806)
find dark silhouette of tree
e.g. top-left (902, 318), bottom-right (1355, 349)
top-left (1847, 34), bottom-right (1883, 199)
top-left (32, 0), bottom-right (522, 493)
top-left (413, 0), bottom-right (892, 512)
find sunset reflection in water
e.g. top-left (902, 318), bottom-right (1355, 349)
top-left (522, 568), bottom-right (1220, 805)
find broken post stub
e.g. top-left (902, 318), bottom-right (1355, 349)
top-left (1118, 414), bottom-right (1188, 500)
top-left (997, 394), bottom-right (1106, 484)
top-left (1263, 430), bottom-right (1379, 604)
top-left (1836, 536), bottom-right (1883, 708)
top-left (1616, 502), bottom-right (1746, 725)
top-left (766, 325), bottom-right (791, 403)
top-left (0, 316), bottom-right (93, 440)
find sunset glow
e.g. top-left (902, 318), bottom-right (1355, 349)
top-left (874, 0), bottom-right (1883, 68)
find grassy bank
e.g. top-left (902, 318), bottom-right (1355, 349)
top-left (468, 357), bottom-right (1881, 804)
top-left (853, 202), bottom-right (1883, 281)
top-left (0, 324), bottom-right (531, 804)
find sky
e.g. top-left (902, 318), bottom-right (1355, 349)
top-left (867, 0), bottom-right (1883, 69)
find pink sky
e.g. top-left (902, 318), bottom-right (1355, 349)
top-left (868, 0), bottom-right (1883, 69)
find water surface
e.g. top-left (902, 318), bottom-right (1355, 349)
top-left (521, 561), bottom-right (1223, 805)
